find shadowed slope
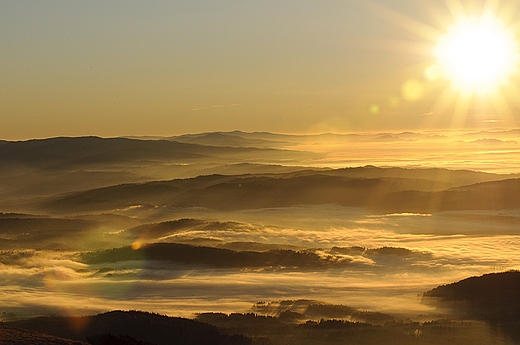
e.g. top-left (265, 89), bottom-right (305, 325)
top-left (0, 324), bottom-right (89, 345)
top-left (0, 136), bottom-right (318, 201)
top-left (169, 132), bottom-right (285, 148)
top-left (40, 170), bottom-right (520, 213)
top-left (80, 243), bottom-right (433, 271)
top-left (0, 136), bottom-right (315, 169)
top-left (423, 271), bottom-right (520, 320)
top-left (9, 310), bottom-right (251, 345)
top-left (80, 242), bottom-right (334, 269)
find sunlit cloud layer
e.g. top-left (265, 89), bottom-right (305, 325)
top-left (290, 129), bottom-right (520, 174)
top-left (1, 206), bottom-right (519, 320)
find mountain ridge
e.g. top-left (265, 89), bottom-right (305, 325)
top-left (36, 169), bottom-right (520, 214)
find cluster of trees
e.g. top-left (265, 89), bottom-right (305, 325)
top-left (9, 311), bottom-right (251, 345)
top-left (6, 307), bottom-right (519, 345)
top-left (81, 243), bottom-right (434, 271)
top-left (423, 271), bottom-right (520, 321)
top-left (81, 243), bottom-right (338, 269)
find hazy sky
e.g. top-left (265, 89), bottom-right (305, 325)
top-left (2, 0), bottom-right (520, 140)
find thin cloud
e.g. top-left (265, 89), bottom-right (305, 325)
top-left (189, 103), bottom-right (241, 111)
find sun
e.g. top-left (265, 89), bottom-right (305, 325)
top-left (434, 16), bottom-right (518, 94)
top-left (360, 0), bottom-right (520, 127)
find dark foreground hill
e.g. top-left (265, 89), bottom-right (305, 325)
top-left (8, 309), bottom-right (517, 345)
top-left (0, 324), bottom-right (88, 345)
top-left (8, 310), bottom-right (251, 345)
top-left (423, 271), bottom-right (520, 321)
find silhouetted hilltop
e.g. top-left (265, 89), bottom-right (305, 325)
top-left (0, 212), bottom-right (141, 250)
top-left (169, 132), bottom-right (285, 148)
top-left (0, 137), bottom-right (201, 167)
top-left (0, 135), bottom-right (322, 202)
top-left (326, 166), bottom-right (508, 187)
top-left (0, 136), bottom-right (301, 169)
top-left (423, 271), bottom-right (520, 321)
top-left (195, 163), bottom-right (320, 176)
top-left (126, 218), bottom-right (249, 242)
top-left (3, 134), bottom-right (517, 212)
top-left (376, 178), bottom-right (520, 212)
top-left (169, 130), bottom-right (301, 144)
top-left (80, 243), bottom-right (334, 269)
top-left (196, 310), bottom-right (509, 345)
top-left (8, 310), bottom-right (251, 345)
top-left (41, 171), bottom-right (520, 214)
top-left (80, 243), bottom-right (432, 271)
top-left (0, 216), bottom-right (97, 249)
top-left (0, 324), bottom-right (89, 344)
top-left (452, 178), bottom-right (520, 195)
top-left (9, 310), bottom-right (506, 345)
top-left (246, 299), bottom-right (394, 324)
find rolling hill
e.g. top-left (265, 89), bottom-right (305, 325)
top-left (0, 136), bottom-right (309, 169)
top-left (422, 271), bottom-right (520, 321)
top-left (37, 168), bottom-right (520, 214)
top-left (8, 310), bottom-right (251, 345)
top-left (0, 324), bottom-right (89, 345)
top-left (0, 135), bottom-right (320, 201)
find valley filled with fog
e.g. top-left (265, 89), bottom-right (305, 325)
top-left (2, 130), bottom-right (520, 344)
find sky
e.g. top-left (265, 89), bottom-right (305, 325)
top-left (2, 0), bottom-right (520, 140)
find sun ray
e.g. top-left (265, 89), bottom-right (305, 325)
top-left (483, 0), bottom-right (501, 16)
top-left (488, 87), bottom-right (517, 126)
top-left (357, 0), bottom-right (520, 129)
top-left (354, 0), bottom-right (442, 42)
top-left (431, 2), bottom-right (519, 128)
top-left (494, 0), bottom-right (520, 25)
top-left (363, 38), bottom-right (434, 56)
top-left (504, 82), bottom-right (520, 113)
top-left (443, 0), bottom-right (468, 21)
top-left (435, 15), bottom-right (518, 89)
top-left (423, 81), bottom-right (457, 128)
top-left (450, 91), bottom-right (474, 128)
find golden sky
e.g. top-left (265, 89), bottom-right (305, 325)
top-left (2, 0), bottom-right (520, 140)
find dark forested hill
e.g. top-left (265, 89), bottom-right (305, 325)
top-left (0, 136), bottom-right (300, 169)
top-left (0, 324), bottom-right (89, 345)
top-left (40, 171), bottom-right (520, 214)
top-left (8, 310), bottom-right (251, 345)
top-left (2, 135), bottom-right (517, 213)
top-left (422, 271), bottom-right (520, 321)
top-left (80, 242), bottom-right (335, 269)
top-left (0, 135), bottom-right (319, 201)
top-left (168, 132), bottom-right (285, 148)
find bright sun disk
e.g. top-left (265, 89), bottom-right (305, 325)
top-left (435, 16), bottom-right (518, 93)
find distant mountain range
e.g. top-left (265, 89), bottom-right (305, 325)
top-left (0, 134), bottom-right (319, 200)
top-left (38, 168), bottom-right (520, 214)
top-left (168, 131), bottom-right (289, 148)
top-left (3, 133), bottom-right (520, 344)
top-left (0, 136), bottom-right (307, 169)
top-left (3, 134), bottom-right (517, 214)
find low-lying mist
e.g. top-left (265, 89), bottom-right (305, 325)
top-left (2, 131), bottom-right (520, 345)
top-left (1, 205), bottom-right (519, 322)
